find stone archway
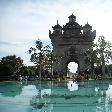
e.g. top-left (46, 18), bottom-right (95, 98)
top-left (67, 61), bottom-right (79, 77)
top-left (49, 14), bottom-right (96, 75)
top-left (65, 47), bottom-right (79, 74)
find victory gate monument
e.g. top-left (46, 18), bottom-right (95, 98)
top-left (49, 14), bottom-right (96, 75)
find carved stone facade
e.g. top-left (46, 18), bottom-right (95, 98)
top-left (49, 14), bottom-right (96, 75)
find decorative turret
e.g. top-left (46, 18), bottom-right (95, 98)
top-left (63, 14), bottom-right (82, 37)
top-left (83, 22), bottom-right (92, 34)
top-left (83, 22), bottom-right (96, 39)
top-left (49, 14), bottom-right (96, 39)
top-left (68, 13), bottom-right (76, 23)
top-left (52, 20), bottom-right (62, 35)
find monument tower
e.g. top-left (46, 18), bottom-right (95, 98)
top-left (49, 14), bottom-right (96, 75)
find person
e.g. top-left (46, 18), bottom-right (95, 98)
top-left (19, 75), bottom-right (22, 81)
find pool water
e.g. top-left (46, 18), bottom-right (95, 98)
top-left (0, 80), bottom-right (112, 112)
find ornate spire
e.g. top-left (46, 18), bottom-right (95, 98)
top-left (83, 22), bottom-right (92, 29)
top-left (57, 20), bottom-right (58, 25)
top-left (52, 20), bottom-right (62, 29)
top-left (68, 13), bottom-right (76, 19)
top-left (68, 13), bottom-right (76, 23)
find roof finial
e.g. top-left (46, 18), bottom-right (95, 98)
top-left (57, 20), bottom-right (58, 25)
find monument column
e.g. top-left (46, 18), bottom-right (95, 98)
top-left (78, 60), bottom-right (86, 74)
top-left (53, 57), bottom-right (67, 74)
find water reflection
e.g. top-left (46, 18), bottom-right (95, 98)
top-left (0, 82), bottom-right (22, 97)
top-left (67, 81), bottom-right (78, 91)
top-left (106, 85), bottom-right (112, 99)
top-left (0, 84), bottom-right (38, 112)
top-left (105, 84), bottom-right (112, 112)
top-left (0, 81), bottom-right (112, 112)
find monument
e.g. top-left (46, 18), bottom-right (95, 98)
top-left (49, 14), bottom-right (96, 75)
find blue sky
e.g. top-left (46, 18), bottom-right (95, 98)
top-left (0, 0), bottom-right (112, 71)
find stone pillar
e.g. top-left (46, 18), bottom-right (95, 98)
top-left (78, 59), bottom-right (86, 74)
top-left (53, 57), bottom-right (67, 75)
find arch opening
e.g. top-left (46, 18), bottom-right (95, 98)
top-left (67, 62), bottom-right (78, 77)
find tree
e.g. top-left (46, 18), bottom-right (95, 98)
top-left (28, 39), bottom-right (62, 80)
top-left (95, 36), bottom-right (112, 77)
top-left (27, 66), bottom-right (37, 77)
top-left (84, 45), bottom-right (99, 78)
top-left (46, 50), bottom-right (62, 76)
top-left (17, 66), bottom-right (30, 76)
top-left (0, 64), bottom-right (14, 80)
top-left (28, 39), bottom-right (51, 81)
top-left (0, 55), bottom-right (23, 80)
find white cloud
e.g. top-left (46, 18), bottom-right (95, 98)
top-left (0, 42), bottom-right (32, 65)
